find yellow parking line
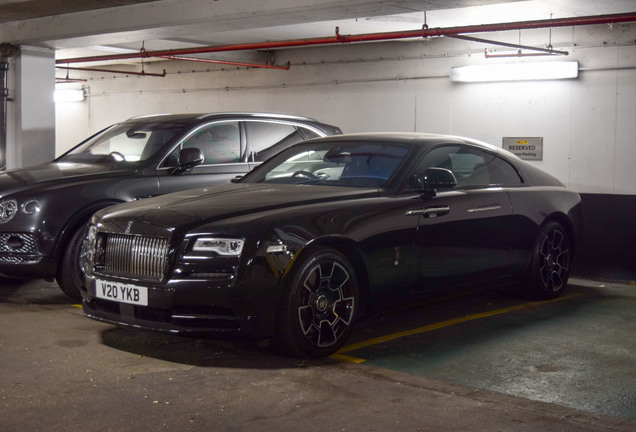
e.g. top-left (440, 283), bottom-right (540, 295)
top-left (332, 293), bottom-right (578, 363)
top-left (330, 353), bottom-right (368, 364)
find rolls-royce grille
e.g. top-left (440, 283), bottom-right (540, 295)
top-left (97, 233), bottom-right (169, 281)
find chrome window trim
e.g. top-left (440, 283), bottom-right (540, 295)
top-left (155, 161), bottom-right (251, 172)
top-left (241, 118), bottom-right (329, 138)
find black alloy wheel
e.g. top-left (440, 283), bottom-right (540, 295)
top-left (274, 246), bottom-right (358, 358)
top-left (526, 221), bottom-right (571, 299)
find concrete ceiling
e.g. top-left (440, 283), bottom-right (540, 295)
top-left (1, 0), bottom-right (634, 65)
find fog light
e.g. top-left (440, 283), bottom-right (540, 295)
top-left (6, 235), bottom-right (24, 250)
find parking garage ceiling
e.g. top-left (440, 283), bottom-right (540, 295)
top-left (1, 0), bottom-right (635, 66)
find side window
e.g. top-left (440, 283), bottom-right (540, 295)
top-left (410, 145), bottom-right (522, 189)
top-left (486, 155), bottom-right (523, 186)
top-left (450, 151), bottom-right (489, 187)
top-left (245, 121), bottom-right (307, 162)
top-left (180, 122), bottom-right (241, 165)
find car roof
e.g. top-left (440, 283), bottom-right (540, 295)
top-left (122, 112), bottom-right (342, 135)
top-left (125, 112), bottom-right (329, 124)
top-left (306, 132), bottom-right (519, 159)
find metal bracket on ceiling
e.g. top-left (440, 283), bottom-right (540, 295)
top-left (447, 34), bottom-right (569, 58)
top-left (56, 65), bottom-right (167, 77)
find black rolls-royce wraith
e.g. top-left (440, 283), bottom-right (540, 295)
top-left (80, 133), bottom-right (582, 358)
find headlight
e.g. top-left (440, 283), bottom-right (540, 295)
top-left (0, 199), bottom-right (18, 224)
top-left (192, 238), bottom-right (244, 256)
top-left (80, 225), bottom-right (98, 275)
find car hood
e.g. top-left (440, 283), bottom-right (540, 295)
top-left (0, 162), bottom-right (134, 197)
top-left (97, 183), bottom-right (379, 228)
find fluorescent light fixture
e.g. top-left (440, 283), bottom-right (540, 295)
top-left (54, 88), bottom-right (85, 103)
top-left (450, 61), bottom-right (579, 83)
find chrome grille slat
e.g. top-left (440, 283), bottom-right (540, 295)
top-left (100, 233), bottom-right (169, 281)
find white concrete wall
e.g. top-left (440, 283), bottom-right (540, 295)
top-left (55, 22), bottom-right (636, 195)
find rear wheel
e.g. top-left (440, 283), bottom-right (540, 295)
top-left (56, 223), bottom-right (88, 302)
top-left (525, 221), bottom-right (572, 299)
top-left (274, 246), bottom-right (358, 358)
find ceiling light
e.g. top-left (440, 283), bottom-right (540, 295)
top-left (450, 61), bottom-right (579, 83)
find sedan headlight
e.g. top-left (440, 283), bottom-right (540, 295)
top-left (192, 238), bottom-right (244, 256)
top-left (80, 225), bottom-right (98, 275)
top-left (0, 199), bottom-right (18, 224)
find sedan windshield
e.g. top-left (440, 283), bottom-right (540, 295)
top-left (58, 121), bottom-right (187, 165)
top-left (246, 142), bottom-right (410, 188)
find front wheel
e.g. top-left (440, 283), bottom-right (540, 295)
top-left (56, 223), bottom-right (88, 302)
top-left (274, 247), bottom-right (358, 358)
top-left (525, 221), bottom-right (572, 299)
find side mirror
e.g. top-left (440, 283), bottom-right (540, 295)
top-left (177, 147), bottom-right (204, 170)
top-left (416, 167), bottom-right (457, 196)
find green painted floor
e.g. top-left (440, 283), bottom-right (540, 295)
top-left (339, 279), bottom-right (636, 420)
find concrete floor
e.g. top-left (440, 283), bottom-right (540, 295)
top-left (0, 277), bottom-right (634, 431)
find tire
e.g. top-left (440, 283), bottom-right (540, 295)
top-left (525, 221), bottom-right (572, 299)
top-left (274, 246), bottom-right (358, 358)
top-left (55, 223), bottom-right (89, 302)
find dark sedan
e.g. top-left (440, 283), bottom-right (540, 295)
top-left (0, 113), bottom-right (340, 299)
top-left (81, 133), bottom-right (581, 358)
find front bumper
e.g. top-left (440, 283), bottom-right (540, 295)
top-left (81, 274), bottom-right (280, 338)
top-left (0, 231), bottom-right (57, 278)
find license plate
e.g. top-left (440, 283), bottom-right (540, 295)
top-left (95, 279), bottom-right (148, 306)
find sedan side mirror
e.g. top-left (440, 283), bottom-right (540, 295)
top-left (416, 167), bottom-right (457, 197)
top-left (177, 147), bottom-right (204, 170)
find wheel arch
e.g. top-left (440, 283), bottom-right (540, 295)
top-left (543, 212), bottom-right (577, 255)
top-left (53, 199), bottom-right (125, 262)
top-left (289, 236), bottom-right (371, 316)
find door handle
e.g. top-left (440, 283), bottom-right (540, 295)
top-left (405, 205), bottom-right (450, 218)
top-left (466, 204), bottom-right (502, 213)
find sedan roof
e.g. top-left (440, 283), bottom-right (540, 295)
top-left (303, 132), bottom-right (517, 158)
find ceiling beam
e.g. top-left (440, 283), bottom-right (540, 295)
top-left (0, 0), bottom-right (518, 49)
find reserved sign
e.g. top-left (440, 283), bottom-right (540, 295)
top-left (503, 137), bottom-right (543, 161)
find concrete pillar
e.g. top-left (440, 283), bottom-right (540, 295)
top-left (5, 45), bottom-right (56, 169)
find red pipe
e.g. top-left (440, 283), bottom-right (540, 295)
top-left (158, 55), bottom-right (290, 70)
top-left (56, 12), bottom-right (636, 65)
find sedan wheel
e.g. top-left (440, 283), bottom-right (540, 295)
top-left (526, 221), bottom-right (571, 299)
top-left (55, 223), bottom-right (88, 302)
top-left (275, 246), bottom-right (358, 358)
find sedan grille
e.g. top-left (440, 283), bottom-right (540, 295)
top-left (0, 233), bottom-right (39, 254)
top-left (97, 233), bottom-right (169, 281)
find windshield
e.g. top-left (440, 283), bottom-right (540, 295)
top-left (58, 121), bottom-right (188, 165)
top-left (245, 141), bottom-right (410, 188)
